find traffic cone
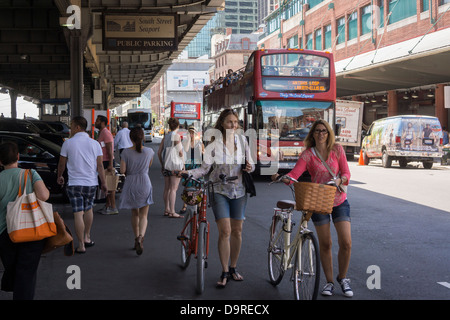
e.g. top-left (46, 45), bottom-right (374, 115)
top-left (358, 149), bottom-right (365, 166)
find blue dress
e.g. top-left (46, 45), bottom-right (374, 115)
top-left (117, 147), bottom-right (154, 209)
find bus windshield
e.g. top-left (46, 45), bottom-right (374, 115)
top-left (257, 100), bottom-right (333, 141)
top-left (261, 53), bottom-right (330, 77)
top-left (261, 53), bottom-right (330, 93)
top-left (128, 113), bottom-right (151, 130)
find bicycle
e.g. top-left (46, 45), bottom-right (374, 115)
top-left (268, 175), bottom-right (321, 300)
top-left (177, 173), bottom-right (237, 294)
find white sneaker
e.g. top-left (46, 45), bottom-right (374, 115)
top-left (337, 277), bottom-right (353, 297)
top-left (321, 282), bottom-right (334, 296)
top-left (105, 207), bottom-right (119, 215)
top-left (97, 205), bottom-right (108, 214)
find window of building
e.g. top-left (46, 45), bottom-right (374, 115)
top-left (379, 1), bottom-right (385, 27)
top-left (348, 12), bottom-right (358, 40)
top-left (361, 5), bottom-right (372, 35)
top-left (307, 0), bottom-right (324, 10)
top-left (388, 0), bottom-right (417, 24)
top-left (336, 17), bottom-right (346, 45)
top-left (287, 35), bottom-right (298, 49)
top-left (315, 29), bottom-right (322, 50)
top-left (440, 0), bottom-right (450, 4)
top-left (422, 0), bottom-right (429, 11)
top-left (242, 38), bottom-right (250, 50)
top-left (324, 24), bottom-right (332, 49)
top-left (306, 33), bottom-right (313, 49)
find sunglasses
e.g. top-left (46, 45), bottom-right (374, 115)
top-left (314, 129), bottom-right (328, 134)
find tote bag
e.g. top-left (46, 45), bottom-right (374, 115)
top-left (6, 169), bottom-right (57, 243)
top-left (164, 146), bottom-right (184, 171)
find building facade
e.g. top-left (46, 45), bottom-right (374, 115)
top-left (259, 0), bottom-right (450, 128)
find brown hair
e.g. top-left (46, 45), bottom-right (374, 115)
top-left (0, 141), bottom-right (19, 166)
top-left (214, 108), bottom-right (239, 136)
top-left (304, 119), bottom-right (336, 157)
top-left (168, 118), bottom-right (180, 131)
top-left (130, 127), bottom-right (144, 152)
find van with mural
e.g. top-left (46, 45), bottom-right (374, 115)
top-left (362, 115), bottom-right (443, 169)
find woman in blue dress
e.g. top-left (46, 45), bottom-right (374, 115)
top-left (117, 127), bottom-right (154, 255)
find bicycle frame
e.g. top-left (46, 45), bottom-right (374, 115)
top-left (270, 209), bottom-right (313, 272)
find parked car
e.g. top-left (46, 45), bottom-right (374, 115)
top-left (0, 118), bottom-right (66, 146)
top-left (45, 121), bottom-right (70, 135)
top-left (29, 119), bottom-right (69, 138)
top-left (0, 131), bottom-right (67, 196)
top-left (362, 115), bottom-right (443, 169)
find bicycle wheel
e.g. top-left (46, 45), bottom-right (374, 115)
top-left (268, 214), bottom-right (285, 285)
top-left (196, 221), bottom-right (208, 294)
top-left (293, 232), bottom-right (320, 300)
top-left (180, 207), bottom-right (194, 269)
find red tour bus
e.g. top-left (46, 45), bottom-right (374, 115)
top-left (169, 101), bottom-right (202, 132)
top-left (203, 48), bottom-right (337, 174)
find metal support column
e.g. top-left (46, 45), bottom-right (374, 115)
top-left (9, 89), bottom-right (17, 119)
top-left (70, 30), bottom-right (83, 118)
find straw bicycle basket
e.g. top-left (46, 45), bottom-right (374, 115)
top-left (294, 182), bottom-right (336, 215)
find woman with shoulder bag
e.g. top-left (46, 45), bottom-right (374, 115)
top-left (0, 142), bottom-right (50, 300)
top-left (271, 119), bottom-right (353, 298)
top-left (157, 118), bottom-right (184, 218)
top-left (179, 108), bottom-right (254, 288)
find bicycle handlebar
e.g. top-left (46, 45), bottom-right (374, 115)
top-left (269, 174), bottom-right (298, 185)
top-left (182, 173), bottom-right (238, 187)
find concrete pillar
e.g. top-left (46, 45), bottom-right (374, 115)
top-left (70, 30), bottom-right (83, 118)
top-left (435, 84), bottom-right (447, 129)
top-left (387, 90), bottom-right (398, 117)
top-left (9, 90), bottom-right (17, 119)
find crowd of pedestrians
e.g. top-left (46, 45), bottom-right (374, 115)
top-left (0, 112), bottom-right (353, 299)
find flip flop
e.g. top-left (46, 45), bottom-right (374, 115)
top-left (84, 241), bottom-right (95, 248)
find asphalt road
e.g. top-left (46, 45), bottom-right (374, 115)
top-left (1, 136), bottom-right (449, 308)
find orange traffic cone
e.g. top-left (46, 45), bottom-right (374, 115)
top-left (358, 149), bottom-right (365, 165)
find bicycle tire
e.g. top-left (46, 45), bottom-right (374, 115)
top-left (268, 214), bottom-right (285, 285)
top-left (293, 232), bottom-right (320, 300)
top-left (180, 208), bottom-right (194, 269)
top-left (196, 221), bottom-right (208, 294)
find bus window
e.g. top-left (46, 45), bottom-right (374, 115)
top-left (261, 53), bottom-right (329, 77)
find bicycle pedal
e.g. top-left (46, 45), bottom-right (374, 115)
top-left (205, 261), bottom-right (208, 268)
top-left (177, 235), bottom-right (189, 241)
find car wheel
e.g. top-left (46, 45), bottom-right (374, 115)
top-left (382, 150), bottom-right (392, 168)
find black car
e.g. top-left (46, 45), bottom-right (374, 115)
top-left (45, 121), bottom-right (70, 135)
top-left (29, 119), bottom-right (69, 138)
top-left (0, 118), bottom-right (66, 146)
top-left (0, 131), bottom-right (66, 196)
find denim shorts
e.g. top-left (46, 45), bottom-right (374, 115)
top-left (66, 185), bottom-right (97, 213)
top-left (211, 193), bottom-right (247, 221)
top-left (311, 199), bottom-right (351, 226)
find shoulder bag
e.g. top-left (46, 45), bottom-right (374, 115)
top-left (314, 148), bottom-right (347, 193)
top-left (43, 211), bottom-right (74, 256)
top-left (6, 169), bottom-right (57, 243)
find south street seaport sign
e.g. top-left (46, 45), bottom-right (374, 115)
top-left (103, 14), bottom-right (177, 51)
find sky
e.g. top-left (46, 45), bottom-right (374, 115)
top-left (0, 93), bottom-right (39, 119)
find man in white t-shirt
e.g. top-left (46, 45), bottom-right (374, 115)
top-left (114, 121), bottom-right (133, 156)
top-left (57, 116), bottom-right (107, 254)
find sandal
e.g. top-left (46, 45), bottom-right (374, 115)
top-left (179, 207), bottom-right (187, 215)
top-left (229, 267), bottom-right (244, 281)
top-left (168, 212), bottom-right (183, 218)
top-left (216, 271), bottom-right (230, 288)
top-left (135, 235), bottom-right (144, 255)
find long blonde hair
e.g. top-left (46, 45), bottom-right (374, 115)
top-left (304, 119), bottom-right (336, 157)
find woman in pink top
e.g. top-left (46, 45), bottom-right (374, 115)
top-left (271, 119), bottom-right (353, 298)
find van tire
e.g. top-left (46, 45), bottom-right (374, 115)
top-left (423, 161), bottom-right (433, 169)
top-left (398, 159), bottom-right (408, 168)
top-left (382, 150), bottom-right (392, 168)
top-left (363, 151), bottom-right (370, 165)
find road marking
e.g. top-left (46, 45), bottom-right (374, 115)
top-left (437, 282), bottom-right (450, 289)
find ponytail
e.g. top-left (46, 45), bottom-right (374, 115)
top-left (129, 127), bottom-right (144, 152)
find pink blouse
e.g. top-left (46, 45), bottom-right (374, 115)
top-left (287, 144), bottom-right (350, 207)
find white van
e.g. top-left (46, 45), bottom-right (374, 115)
top-left (362, 115), bottom-right (443, 169)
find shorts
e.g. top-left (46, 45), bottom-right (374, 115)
top-left (66, 185), bottom-right (97, 213)
top-left (311, 199), bottom-right (351, 226)
top-left (211, 193), bottom-right (247, 221)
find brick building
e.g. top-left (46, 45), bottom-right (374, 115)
top-left (259, 0), bottom-right (450, 128)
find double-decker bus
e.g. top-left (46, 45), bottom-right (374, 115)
top-left (169, 101), bottom-right (202, 133)
top-left (203, 48), bottom-right (337, 175)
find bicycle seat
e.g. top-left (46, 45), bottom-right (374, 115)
top-left (276, 200), bottom-right (295, 209)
